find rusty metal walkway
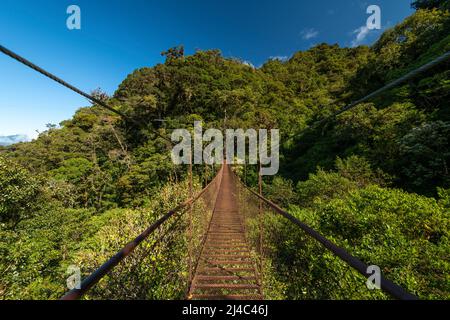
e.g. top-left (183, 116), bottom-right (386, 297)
top-left (189, 165), bottom-right (263, 300)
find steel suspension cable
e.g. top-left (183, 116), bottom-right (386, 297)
top-left (311, 50), bottom-right (450, 129)
top-left (0, 44), bottom-right (173, 144)
top-left (233, 172), bottom-right (418, 300)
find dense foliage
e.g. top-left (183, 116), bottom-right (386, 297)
top-left (412, 0), bottom-right (450, 10)
top-left (255, 157), bottom-right (449, 299)
top-left (0, 3), bottom-right (449, 299)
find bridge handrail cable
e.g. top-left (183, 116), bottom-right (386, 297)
top-left (61, 166), bottom-right (224, 300)
top-left (232, 170), bottom-right (418, 300)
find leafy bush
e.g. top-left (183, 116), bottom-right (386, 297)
top-left (73, 180), bottom-right (193, 300)
top-left (0, 207), bottom-right (94, 299)
top-left (0, 156), bottom-right (43, 228)
top-left (272, 163), bottom-right (450, 299)
top-left (398, 121), bottom-right (450, 194)
top-left (296, 156), bottom-right (387, 206)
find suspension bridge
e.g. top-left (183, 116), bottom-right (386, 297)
top-left (59, 161), bottom-right (418, 300)
top-left (1, 45), bottom-right (449, 301)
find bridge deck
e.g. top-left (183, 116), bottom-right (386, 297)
top-left (189, 165), bottom-right (263, 300)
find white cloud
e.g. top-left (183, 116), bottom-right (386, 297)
top-left (300, 28), bottom-right (319, 40)
top-left (269, 56), bottom-right (289, 62)
top-left (351, 25), bottom-right (371, 47)
top-left (242, 60), bottom-right (256, 69)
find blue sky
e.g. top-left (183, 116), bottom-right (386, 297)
top-left (0, 0), bottom-right (414, 139)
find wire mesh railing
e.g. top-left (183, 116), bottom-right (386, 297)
top-left (187, 165), bottom-right (224, 293)
top-left (62, 165), bottom-right (223, 300)
top-left (232, 167), bottom-right (417, 300)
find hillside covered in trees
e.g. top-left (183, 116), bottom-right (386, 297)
top-left (0, 2), bottom-right (449, 299)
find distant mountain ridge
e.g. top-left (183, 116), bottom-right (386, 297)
top-left (0, 134), bottom-right (29, 146)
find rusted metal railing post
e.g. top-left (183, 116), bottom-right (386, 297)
top-left (188, 150), bottom-right (193, 290)
top-left (244, 161), bottom-right (247, 185)
top-left (258, 162), bottom-right (264, 297)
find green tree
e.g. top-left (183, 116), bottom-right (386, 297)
top-left (412, 0), bottom-right (450, 10)
top-left (398, 121), bottom-right (450, 194)
top-left (0, 157), bottom-right (42, 228)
